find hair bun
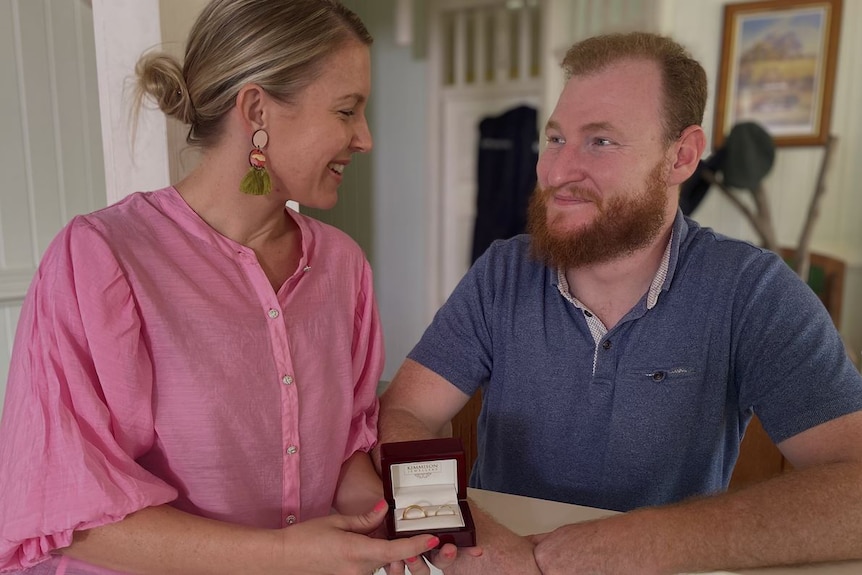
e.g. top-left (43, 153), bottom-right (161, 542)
top-left (135, 53), bottom-right (195, 125)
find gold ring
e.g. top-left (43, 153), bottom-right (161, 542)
top-left (402, 504), bottom-right (427, 520)
top-left (433, 504), bottom-right (457, 517)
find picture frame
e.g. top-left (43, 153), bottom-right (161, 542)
top-left (713, 0), bottom-right (842, 148)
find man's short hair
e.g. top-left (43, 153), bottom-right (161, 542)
top-left (562, 32), bottom-right (707, 145)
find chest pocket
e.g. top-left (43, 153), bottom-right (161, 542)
top-left (614, 365), bottom-right (709, 441)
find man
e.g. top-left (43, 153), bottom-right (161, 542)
top-left (377, 32), bottom-right (862, 574)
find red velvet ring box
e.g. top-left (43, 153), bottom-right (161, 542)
top-left (380, 437), bottom-right (476, 548)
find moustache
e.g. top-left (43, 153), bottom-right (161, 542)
top-left (535, 185), bottom-right (602, 206)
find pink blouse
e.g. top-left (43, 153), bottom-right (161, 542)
top-left (0, 187), bottom-right (383, 573)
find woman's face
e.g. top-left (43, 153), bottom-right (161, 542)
top-left (264, 41), bottom-right (372, 209)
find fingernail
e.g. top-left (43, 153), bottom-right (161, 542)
top-left (426, 537), bottom-right (440, 549)
top-left (406, 556), bottom-right (418, 563)
top-left (443, 550), bottom-right (455, 559)
top-left (373, 499), bottom-right (388, 513)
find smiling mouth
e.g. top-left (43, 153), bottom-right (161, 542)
top-left (328, 163), bottom-right (345, 175)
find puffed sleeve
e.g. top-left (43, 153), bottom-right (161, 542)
top-left (342, 259), bottom-right (383, 462)
top-left (0, 218), bottom-right (177, 571)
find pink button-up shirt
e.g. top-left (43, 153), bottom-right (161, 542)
top-left (0, 187), bottom-right (383, 574)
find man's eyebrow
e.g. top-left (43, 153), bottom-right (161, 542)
top-left (544, 120), bottom-right (617, 133)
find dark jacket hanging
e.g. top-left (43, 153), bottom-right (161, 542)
top-left (471, 105), bottom-right (539, 263)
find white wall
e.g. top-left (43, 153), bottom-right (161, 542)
top-left (662, 0), bottom-right (862, 357)
top-left (358, 1), bottom-right (431, 380)
top-left (0, 0), bottom-right (105, 408)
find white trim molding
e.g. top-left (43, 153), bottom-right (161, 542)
top-left (0, 268), bottom-right (35, 305)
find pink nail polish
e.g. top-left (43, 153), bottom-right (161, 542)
top-left (406, 556), bottom-right (418, 563)
top-left (373, 499), bottom-right (388, 513)
top-left (426, 537), bottom-right (440, 549)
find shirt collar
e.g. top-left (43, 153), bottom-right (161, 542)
top-left (553, 209), bottom-right (689, 310)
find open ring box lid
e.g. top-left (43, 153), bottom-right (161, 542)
top-left (380, 437), bottom-right (476, 547)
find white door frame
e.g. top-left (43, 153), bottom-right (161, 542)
top-left (91, 0), bottom-right (169, 205)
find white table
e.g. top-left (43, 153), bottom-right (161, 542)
top-left (450, 488), bottom-right (860, 575)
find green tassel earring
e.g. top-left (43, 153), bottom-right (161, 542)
top-left (240, 129), bottom-right (272, 196)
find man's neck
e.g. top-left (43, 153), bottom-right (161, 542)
top-left (564, 226), bottom-right (672, 330)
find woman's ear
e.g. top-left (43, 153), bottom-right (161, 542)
top-left (668, 125), bottom-right (707, 186)
top-left (235, 83), bottom-right (267, 131)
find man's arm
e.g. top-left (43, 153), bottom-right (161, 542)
top-left (376, 359), bottom-right (472, 448)
top-left (532, 410), bottom-right (862, 575)
top-left (377, 359), bottom-right (541, 575)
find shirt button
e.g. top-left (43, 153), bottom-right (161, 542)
top-left (282, 375), bottom-right (294, 385)
top-left (268, 308), bottom-right (280, 319)
top-left (286, 445), bottom-right (298, 455)
top-left (285, 514), bottom-right (297, 525)
top-left (651, 371), bottom-right (666, 382)
top-left (583, 310), bottom-right (593, 318)
top-left (303, 265), bottom-right (312, 272)
top-left (602, 340), bottom-right (612, 350)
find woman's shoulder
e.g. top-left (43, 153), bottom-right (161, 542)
top-left (290, 210), bottom-right (368, 261)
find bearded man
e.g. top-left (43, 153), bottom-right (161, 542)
top-left (377, 32), bottom-right (862, 575)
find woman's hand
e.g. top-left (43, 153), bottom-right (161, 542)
top-left (279, 499), bottom-right (441, 575)
top-left (383, 542), bottom-right (484, 575)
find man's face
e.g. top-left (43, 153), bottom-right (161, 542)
top-left (531, 58), bottom-right (676, 268)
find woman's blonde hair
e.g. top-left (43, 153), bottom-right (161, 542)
top-left (134, 0), bottom-right (372, 147)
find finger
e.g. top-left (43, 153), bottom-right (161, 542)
top-left (404, 555), bottom-right (429, 575)
top-left (337, 499), bottom-right (390, 535)
top-left (378, 534), bottom-right (441, 565)
top-left (530, 532), bottom-right (550, 544)
top-left (385, 560), bottom-right (405, 575)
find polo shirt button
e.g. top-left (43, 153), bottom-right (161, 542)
top-left (651, 371), bottom-right (666, 382)
top-left (285, 514), bottom-right (297, 525)
top-left (286, 445), bottom-right (298, 455)
top-left (268, 309), bottom-right (280, 319)
top-left (303, 265), bottom-right (312, 272)
top-left (602, 340), bottom-right (612, 350)
top-left (282, 374), bottom-right (294, 385)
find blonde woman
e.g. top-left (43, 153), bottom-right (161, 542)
top-left (0, 1), bottom-right (440, 573)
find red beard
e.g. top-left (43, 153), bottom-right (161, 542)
top-left (527, 160), bottom-right (670, 268)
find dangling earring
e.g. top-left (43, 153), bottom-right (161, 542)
top-left (240, 128), bottom-right (272, 196)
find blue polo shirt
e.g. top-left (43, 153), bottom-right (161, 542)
top-left (408, 212), bottom-right (862, 512)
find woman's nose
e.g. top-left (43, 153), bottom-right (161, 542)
top-left (351, 118), bottom-right (373, 153)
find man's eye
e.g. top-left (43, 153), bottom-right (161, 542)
top-left (339, 110), bottom-right (355, 118)
top-left (545, 135), bottom-right (565, 145)
top-left (593, 137), bottom-right (613, 146)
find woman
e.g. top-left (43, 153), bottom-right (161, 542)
top-left (0, 1), bottom-right (439, 573)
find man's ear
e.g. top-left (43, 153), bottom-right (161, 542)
top-left (667, 125), bottom-right (707, 186)
top-left (235, 83), bottom-right (268, 131)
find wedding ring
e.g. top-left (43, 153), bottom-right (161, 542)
top-left (433, 504), bottom-right (457, 516)
top-left (402, 504), bottom-right (427, 520)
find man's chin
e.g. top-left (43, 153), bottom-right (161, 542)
top-left (547, 223), bottom-right (590, 242)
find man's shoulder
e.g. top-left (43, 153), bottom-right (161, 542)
top-left (680, 220), bottom-right (782, 272)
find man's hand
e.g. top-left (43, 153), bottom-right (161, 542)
top-left (399, 502), bottom-right (539, 575)
top-left (531, 512), bottom-right (663, 575)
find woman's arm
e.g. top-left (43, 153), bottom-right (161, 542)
top-left (63, 502), bottom-right (439, 575)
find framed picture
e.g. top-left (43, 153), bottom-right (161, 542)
top-left (713, 0), bottom-right (842, 148)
